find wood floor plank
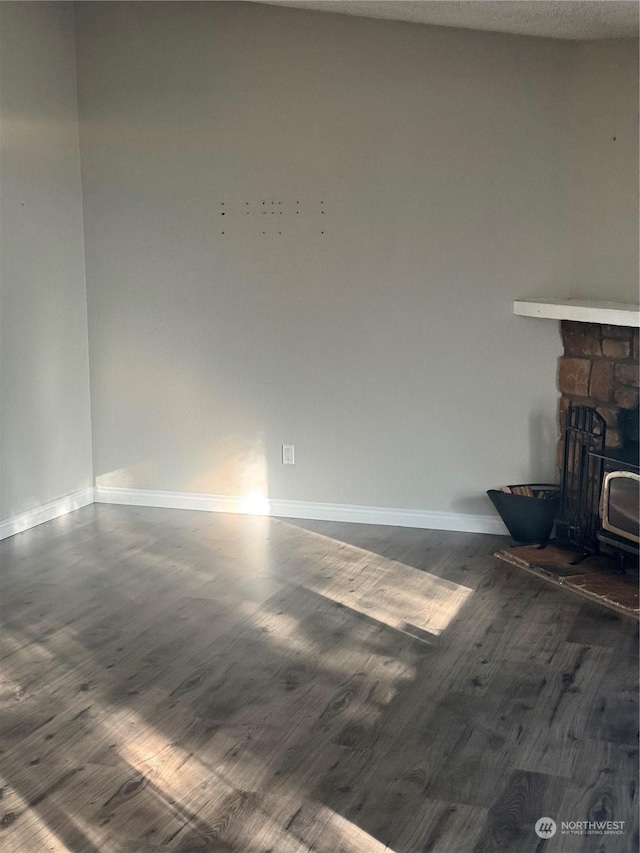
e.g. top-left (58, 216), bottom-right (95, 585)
top-left (471, 769), bottom-right (568, 852)
top-left (0, 507), bottom-right (637, 852)
top-left (555, 738), bottom-right (638, 852)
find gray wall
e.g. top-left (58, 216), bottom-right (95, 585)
top-left (569, 39), bottom-right (639, 303)
top-left (3, 4), bottom-right (637, 525)
top-left (75, 2), bottom-right (573, 516)
top-left (0, 1), bottom-right (93, 520)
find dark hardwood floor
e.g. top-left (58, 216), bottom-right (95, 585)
top-left (0, 505), bottom-right (637, 852)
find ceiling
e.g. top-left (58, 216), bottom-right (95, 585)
top-left (253, 1), bottom-right (640, 40)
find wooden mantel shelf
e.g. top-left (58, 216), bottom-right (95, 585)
top-left (514, 298), bottom-right (640, 327)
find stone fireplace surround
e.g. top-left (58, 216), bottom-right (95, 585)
top-left (558, 321), bottom-right (639, 456)
top-left (513, 298), bottom-right (639, 458)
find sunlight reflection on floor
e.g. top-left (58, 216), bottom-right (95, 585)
top-left (275, 521), bottom-right (474, 637)
top-left (0, 509), bottom-right (477, 851)
top-left (117, 706), bottom-right (396, 852)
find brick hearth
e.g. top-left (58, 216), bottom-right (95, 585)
top-left (558, 321), bottom-right (639, 458)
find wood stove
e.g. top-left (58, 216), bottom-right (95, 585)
top-left (557, 403), bottom-right (639, 559)
top-left (594, 450), bottom-right (639, 555)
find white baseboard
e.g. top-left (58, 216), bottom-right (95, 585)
top-left (0, 487), bottom-right (95, 541)
top-left (0, 486), bottom-right (506, 539)
top-left (94, 486), bottom-right (506, 535)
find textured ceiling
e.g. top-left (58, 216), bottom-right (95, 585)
top-left (252, 1), bottom-right (639, 40)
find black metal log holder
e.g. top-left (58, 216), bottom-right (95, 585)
top-left (556, 405), bottom-right (606, 553)
top-left (487, 485), bottom-right (560, 545)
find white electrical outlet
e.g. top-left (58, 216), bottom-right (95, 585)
top-left (282, 444), bottom-right (295, 464)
